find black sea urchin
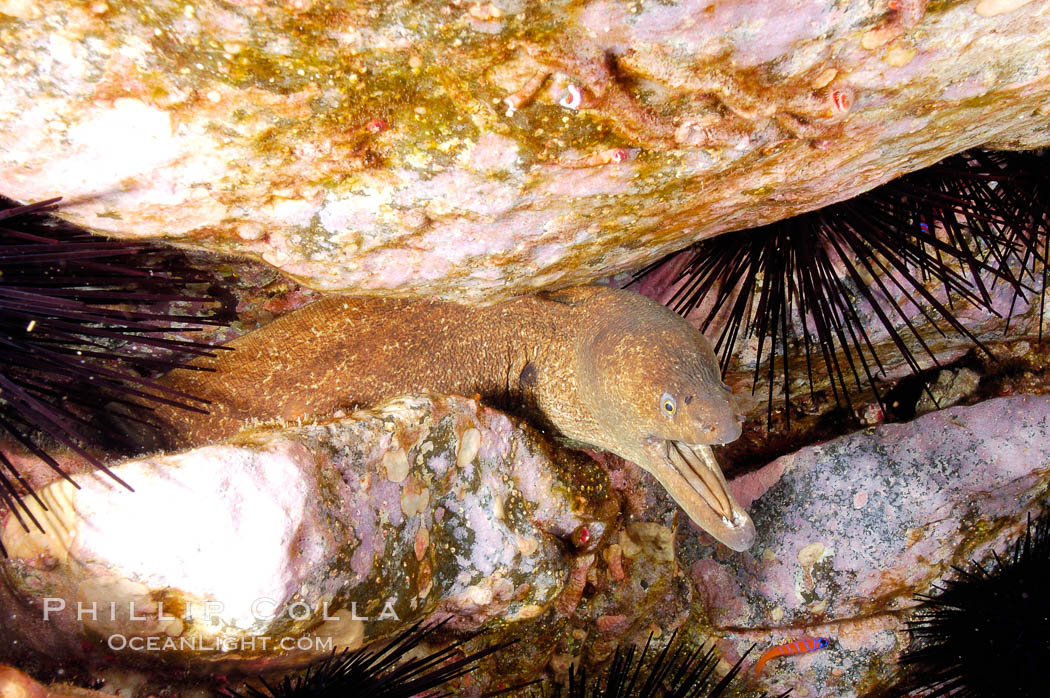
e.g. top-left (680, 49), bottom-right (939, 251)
top-left (632, 149), bottom-right (1049, 429)
top-left (227, 620), bottom-right (513, 698)
top-left (550, 632), bottom-right (787, 698)
top-left (890, 511), bottom-right (1050, 697)
top-left (0, 196), bottom-right (226, 553)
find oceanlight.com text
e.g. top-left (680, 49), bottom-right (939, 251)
top-left (106, 635), bottom-right (335, 653)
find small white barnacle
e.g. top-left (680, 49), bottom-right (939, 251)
top-left (559, 84), bottom-right (582, 110)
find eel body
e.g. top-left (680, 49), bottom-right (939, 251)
top-left (151, 285), bottom-right (755, 551)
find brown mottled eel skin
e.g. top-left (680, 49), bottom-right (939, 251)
top-left (152, 285), bottom-right (756, 551)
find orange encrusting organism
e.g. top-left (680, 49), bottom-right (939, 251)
top-left (754, 636), bottom-right (829, 676)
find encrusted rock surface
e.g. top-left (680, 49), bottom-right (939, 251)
top-left (0, 395), bottom-right (618, 679)
top-left (3, 1), bottom-right (1049, 300)
top-left (679, 394), bottom-right (1050, 697)
top-left (3, 385), bottom-right (1049, 695)
top-left (0, 391), bottom-right (703, 695)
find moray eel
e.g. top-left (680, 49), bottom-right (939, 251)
top-left (150, 285), bottom-right (756, 551)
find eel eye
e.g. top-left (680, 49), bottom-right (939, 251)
top-left (660, 392), bottom-right (677, 417)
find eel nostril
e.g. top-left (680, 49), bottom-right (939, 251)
top-left (712, 419), bottom-right (742, 443)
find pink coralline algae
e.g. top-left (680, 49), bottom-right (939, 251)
top-left (0, 388), bottom-right (710, 692)
top-left (0, 395), bottom-right (616, 677)
top-left (2, 1), bottom-right (1049, 300)
top-left (685, 394), bottom-right (1050, 696)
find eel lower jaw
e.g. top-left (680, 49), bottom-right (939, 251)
top-left (641, 438), bottom-right (755, 552)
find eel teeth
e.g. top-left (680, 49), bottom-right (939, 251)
top-left (665, 440), bottom-right (733, 520)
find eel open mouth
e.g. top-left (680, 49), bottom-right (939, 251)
top-left (642, 438), bottom-right (755, 551)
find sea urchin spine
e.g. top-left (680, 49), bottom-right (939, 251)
top-left (632, 149), bottom-right (1048, 429)
top-left (0, 197), bottom-right (227, 554)
top-left (891, 510), bottom-right (1050, 697)
top-left (226, 619), bottom-right (512, 698)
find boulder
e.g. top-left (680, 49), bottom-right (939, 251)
top-left (2, 1), bottom-right (1049, 300)
top-left (0, 395), bottom-right (617, 678)
top-left (681, 394), bottom-right (1050, 696)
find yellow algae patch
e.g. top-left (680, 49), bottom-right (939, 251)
top-left (620, 522), bottom-right (674, 562)
top-left (976, 0), bottom-right (1035, 17)
top-left (415, 526), bottom-right (430, 560)
top-left (457, 427), bottom-right (482, 468)
top-left (862, 25), bottom-right (900, 50)
top-left (383, 448), bottom-right (410, 482)
top-left (313, 610), bottom-right (365, 650)
top-left (796, 541), bottom-right (831, 602)
top-left (0, 0), bottom-right (42, 20)
top-left (417, 560), bottom-right (433, 598)
top-left (468, 3), bottom-right (503, 21)
top-left (798, 541), bottom-right (826, 567)
top-left (507, 604), bottom-right (544, 622)
top-left (400, 477), bottom-right (431, 516)
top-left (810, 68), bottom-right (838, 90)
top-left (886, 44), bottom-right (917, 67)
top-left (1, 479), bottom-right (77, 563)
top-left (463, 583), bottom-right (494, 606)
top-left (76, 577), bottom-right (164, 636)
top-left (516, 534), bottom-right (539, 556)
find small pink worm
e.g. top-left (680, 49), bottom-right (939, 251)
top-left (818, 86), bottom-right (855, 120)
top-left (365, 118), bottom-right (389, 133)
top-left (831, 87), bottom-right (854, 114)
top-left (503, 70), bottom-right (550, 116)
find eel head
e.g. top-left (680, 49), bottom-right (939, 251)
top-left (623, 366), bottom-right (755, 551)
top-left (572, 289), bottom-right (756, 551)
top-left (639, 436), bottom-right (754, 552)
